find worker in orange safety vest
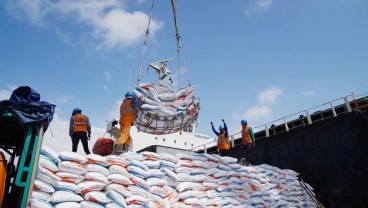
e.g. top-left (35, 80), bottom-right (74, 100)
top-left (113, 91), bottom-right (143, 155)
top-left (241, 119), bottom-right (255, 165)
top-left (211, 119), bottom-right (230, 156)
top-left (69, 108), bottom-right (91, 155)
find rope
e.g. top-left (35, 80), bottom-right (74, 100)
top-left (179, 50), bottom-right (191, 86)
top-left (135, 107), bottom-right (199, 135)
top-left (171, 0), bottom-right (181, 50)
top-left (137, 0), bottom-right (155, 85)
top-left (177, 49), bottom-right (181, 88)
top-left (171, 0), bottom-right (191, 87)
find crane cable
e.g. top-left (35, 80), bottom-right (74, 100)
top-left (137, 0), bottom-right (155, 85)
top-left (171, 0), bottom-right (191, 87)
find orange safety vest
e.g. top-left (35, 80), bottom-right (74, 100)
top-left (73, 114), bottom-right (88, 133)
top-left (217, 133), bottom-right (230, 150)
top-left (241, 126), bottom-right (253, 145)
top-left (120, 99), bottom-right (136, 123)
top-left (0, 151), bottom-right (6, 206)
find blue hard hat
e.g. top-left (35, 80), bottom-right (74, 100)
top-left (73, 108), bottom-right (81, 114)
top-left (125, 91), bottom-right (134, 98)
top-left (219, 125), bottom-right (224, 130)
top-left (241, 119), bottom-right (248, 125)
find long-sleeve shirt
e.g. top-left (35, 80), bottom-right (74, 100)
top-left (212, 122), bottom-right (228, 138)
top-left (249, 127), bottom-right (255, 142)
top-left (69, 115), bottom-right (91, 136)
top-left (131, 95), bottom-right (143, 108)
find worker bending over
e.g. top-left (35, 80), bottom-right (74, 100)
top-left (114, 92), bottom-right (143, 155)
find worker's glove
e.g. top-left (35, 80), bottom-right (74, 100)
top-left (88, 133), bottom-right (91, 140)
top-left (222, 119), bottom-right (225, 123)
top-left (210, 122), bottom-right (213, 126)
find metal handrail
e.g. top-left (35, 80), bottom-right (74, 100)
top-left (299, 178), bottom-right (325, 208)
top-left (188, 93), bottom-right (356, 152)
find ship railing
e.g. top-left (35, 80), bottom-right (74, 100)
top-left (245, 93), bottom-right (355, 141)
top-left (299, 178), bottom-right (325, 208)
top-left (187, 93), bottom-right (357, 152)
top-left (193, 133), bottom-right (211, 139)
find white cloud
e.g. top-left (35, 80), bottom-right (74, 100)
top-left (0, 89), bottom-right (12, 100)
top-left (300, 90), bottom-right (314, 96)
top-left (0, 85), bottom-right (18, 100)
top-left (4, 0), bottom-right (49, 27)
top-left (5, 0), bottom-right (163, 49)
top-left (57, 95), bottom-right (72, 103)
top-left (235, 86), bottom-right (283, 128)
top-left (107, 100), bottom-right (122, 121)
top-left (246, 0), bottom-right (274, 15)
top-left (259, 87), bottom-right (283, 105)
top-left (243, 105), bottom-right (271, 121)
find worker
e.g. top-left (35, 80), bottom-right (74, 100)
top-left (211, 119), bottom-right (230, 156)
top-left (241, 119), bottom-right (255, 165)
top-left (69, 108), bottom-right (91, 155)
top-left (114, 91), bottom-right (143, 155)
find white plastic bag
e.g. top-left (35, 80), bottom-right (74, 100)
top-left (29, 199), bottom-right (53, 208)
top-left (78, 181), bottom-right (106, 194)
top-left (53, 181), bottom-right (80, 193)
top-left (84, 191), bottom-right (110, 204)
top-left (56, 171), bottom-right (85, 183)
top-left (31, 190), bottom-right (52, 202)
top-left (54, 202), bottom-right (81, 208)
top-left (33, 179), bottom-right (54, 193)
top-left (58, 161), bottom-right (87, 175)
top-left (84, 164), bottom-right (110, 176)
top-left (59, 151), bottom-right (87, 164)
top-left (106, 155), bottom-right (131, 167)
top-left (41, 144), bottom-right (61, 163)
top-left (38, 155), bottom-right (59, 172)
top-left (85, 172), bottom-right (109, 184)
top-left (51, 191), bottom-right (83, 203)
top-left (107, 173), bottom-right (133, 186)
top-left (86, 154), bottom-right (110, 167)
top-left (105, 190), bottom-right (128, 207)
top-left (106, 184), bottom-right (132, 198)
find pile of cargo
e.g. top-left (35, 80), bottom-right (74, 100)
top-left (133, 81), bottom-right (200, 135)
top-left (31, 145), bottom-right (317, 208)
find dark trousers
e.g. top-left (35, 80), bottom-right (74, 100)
top-left (219, 149), bottom-right (230, 157)
top-left (243, 143), bottom-right (254, 164)
top-left (71, 131), bottom-right (90, 155)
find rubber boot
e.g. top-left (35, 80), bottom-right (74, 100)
top-left (112, 143), bottom-right (126, 155)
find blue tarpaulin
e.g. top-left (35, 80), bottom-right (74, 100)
top-left (0, 86), bottom-right (56, 132)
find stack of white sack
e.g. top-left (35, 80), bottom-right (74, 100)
top-left (31, 145), bottom-right (318, 208)
top-left (133, 80), bottom-right (200, 135)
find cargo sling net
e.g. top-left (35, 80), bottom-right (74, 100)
top-left (133, 78), bottom-right (200, 135)
top-left (133, 0), bottom-right (200, 135)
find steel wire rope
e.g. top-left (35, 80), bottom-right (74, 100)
top-left (179, 50), bottom-right (192, 86)
top-left (137, 0), bottom-right (155, 85)
top-left (135, 0), bottom-right (197, 134)
top-left (171, 0), bottom-right (191, 87)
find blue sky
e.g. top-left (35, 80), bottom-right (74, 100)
top-left (0, 0), bottom-right (367, 151)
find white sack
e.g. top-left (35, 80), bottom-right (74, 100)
top-left (59, 151), bottom-right (87, 164)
